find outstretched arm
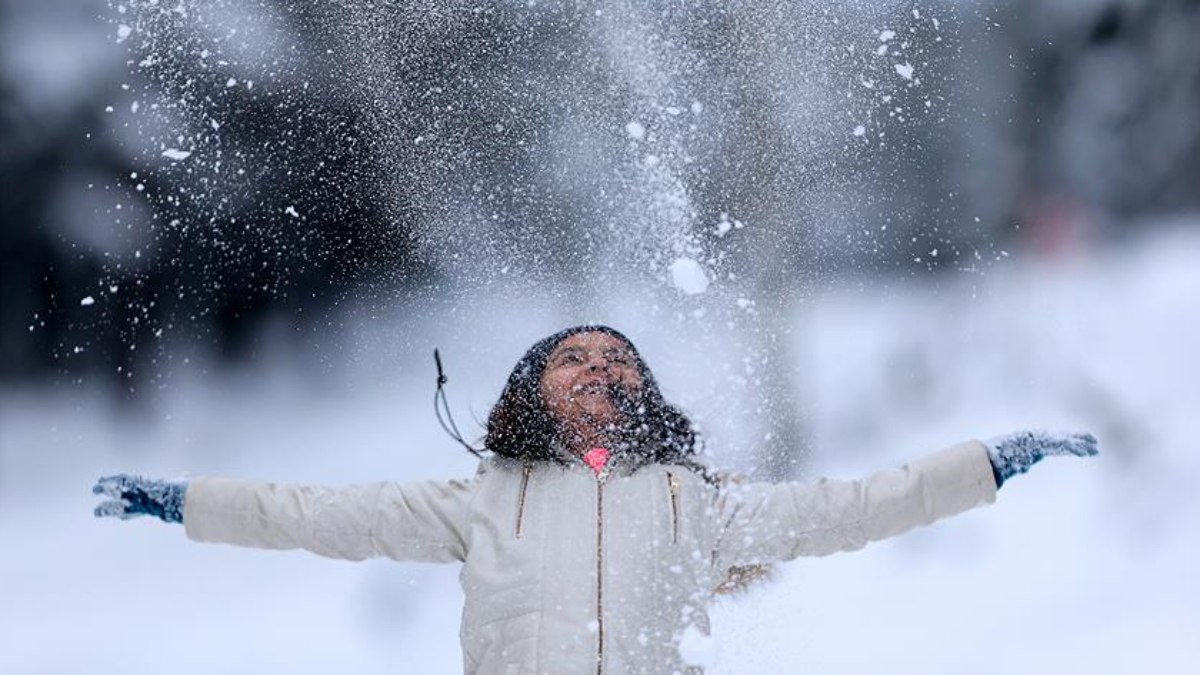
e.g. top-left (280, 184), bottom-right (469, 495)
top-left (94, 474), bottom-right (475, 563)
top-left (713, 440), bottom-right (996, 569)
top-left (713, 431), bottom-right (1098, 569)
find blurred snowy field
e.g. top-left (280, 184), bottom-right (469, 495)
top-left (2, 227), bottom-right (1198, 674)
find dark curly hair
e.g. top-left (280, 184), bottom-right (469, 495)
top-left (484, 325), bottom-right (707, 475)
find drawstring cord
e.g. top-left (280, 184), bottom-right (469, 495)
top-left (434, 349), bottom-right (484, 457)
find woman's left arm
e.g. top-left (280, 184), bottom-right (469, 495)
top-left (713, 432), bottom-right (1097, 569)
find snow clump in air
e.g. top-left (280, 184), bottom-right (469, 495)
top-left (669, 257), bottom-right (710, 295)
top-left (714, 213), bottom-right (744, 237)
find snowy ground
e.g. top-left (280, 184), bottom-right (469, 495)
top-left (2, 226), bottom-right (1198, 674)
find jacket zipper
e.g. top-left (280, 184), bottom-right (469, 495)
top-left (595, 468), bottom-right (607, 675)
top-left (515, 464), bottom-right (532, 538)
top-left (667, 471), bottom-right (681, 544)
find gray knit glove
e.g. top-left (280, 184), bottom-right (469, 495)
top-left (984, 430), bottom-right (1099, 488)
top-left (93, 474), bottom-right (187, 524)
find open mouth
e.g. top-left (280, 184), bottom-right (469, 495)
top-left (573, 381), bottom-right (611, 397)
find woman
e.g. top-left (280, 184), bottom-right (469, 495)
top-left (93, 325), bottom-right (1098, 675)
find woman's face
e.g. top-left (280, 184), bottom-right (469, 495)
top-left (538, 331), bottom-right (645, 432)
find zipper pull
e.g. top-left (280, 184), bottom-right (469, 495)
top-left (515, 463), bottom-right (532, 539)
top-left (667, 471), bottom-right (681, 544)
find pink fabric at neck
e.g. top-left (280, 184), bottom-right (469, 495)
top-left (582, 447), bottom-right (611, 475)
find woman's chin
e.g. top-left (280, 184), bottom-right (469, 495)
top-left (566, 407), bottom-right (621, 433)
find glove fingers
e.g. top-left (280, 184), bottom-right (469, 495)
top-left (93, 477), bottom-right (124, 499)
top-left (93, 474), bottom-right (139, 499)
top-left (1035, 432), bottom-right (1099, 458)
top-left (1069, 432), bottom-right (1100, 456)
top-left (94, 499), bottom-right (137, 519)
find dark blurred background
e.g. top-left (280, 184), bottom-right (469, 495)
top-left (4, 0), bottom-right (1199, 477)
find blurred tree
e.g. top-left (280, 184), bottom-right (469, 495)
top-left (0, 0), bottom-right (426, 393)
top-left (976, 0), bottom-right (1200, 251)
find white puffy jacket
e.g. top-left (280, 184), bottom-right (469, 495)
top-left (183, 440), bottom-right (997, 675)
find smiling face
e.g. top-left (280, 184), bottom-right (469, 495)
top-left (538, 331), bottom-right (645, 438)
top-left (485, 325), bottom-right (699, 465)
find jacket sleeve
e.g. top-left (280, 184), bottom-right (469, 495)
top-left (712, 440), bottom-right (997, 570)
top-left (182, 476), bottom-right (474, 563)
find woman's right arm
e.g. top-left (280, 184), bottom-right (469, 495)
top-left (94, 474), bottom-right (474, 563)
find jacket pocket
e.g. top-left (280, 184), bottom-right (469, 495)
top-left (514, 464), bottom-right (532, 539)
top-left (666, 471), bottom-right (682, 544)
